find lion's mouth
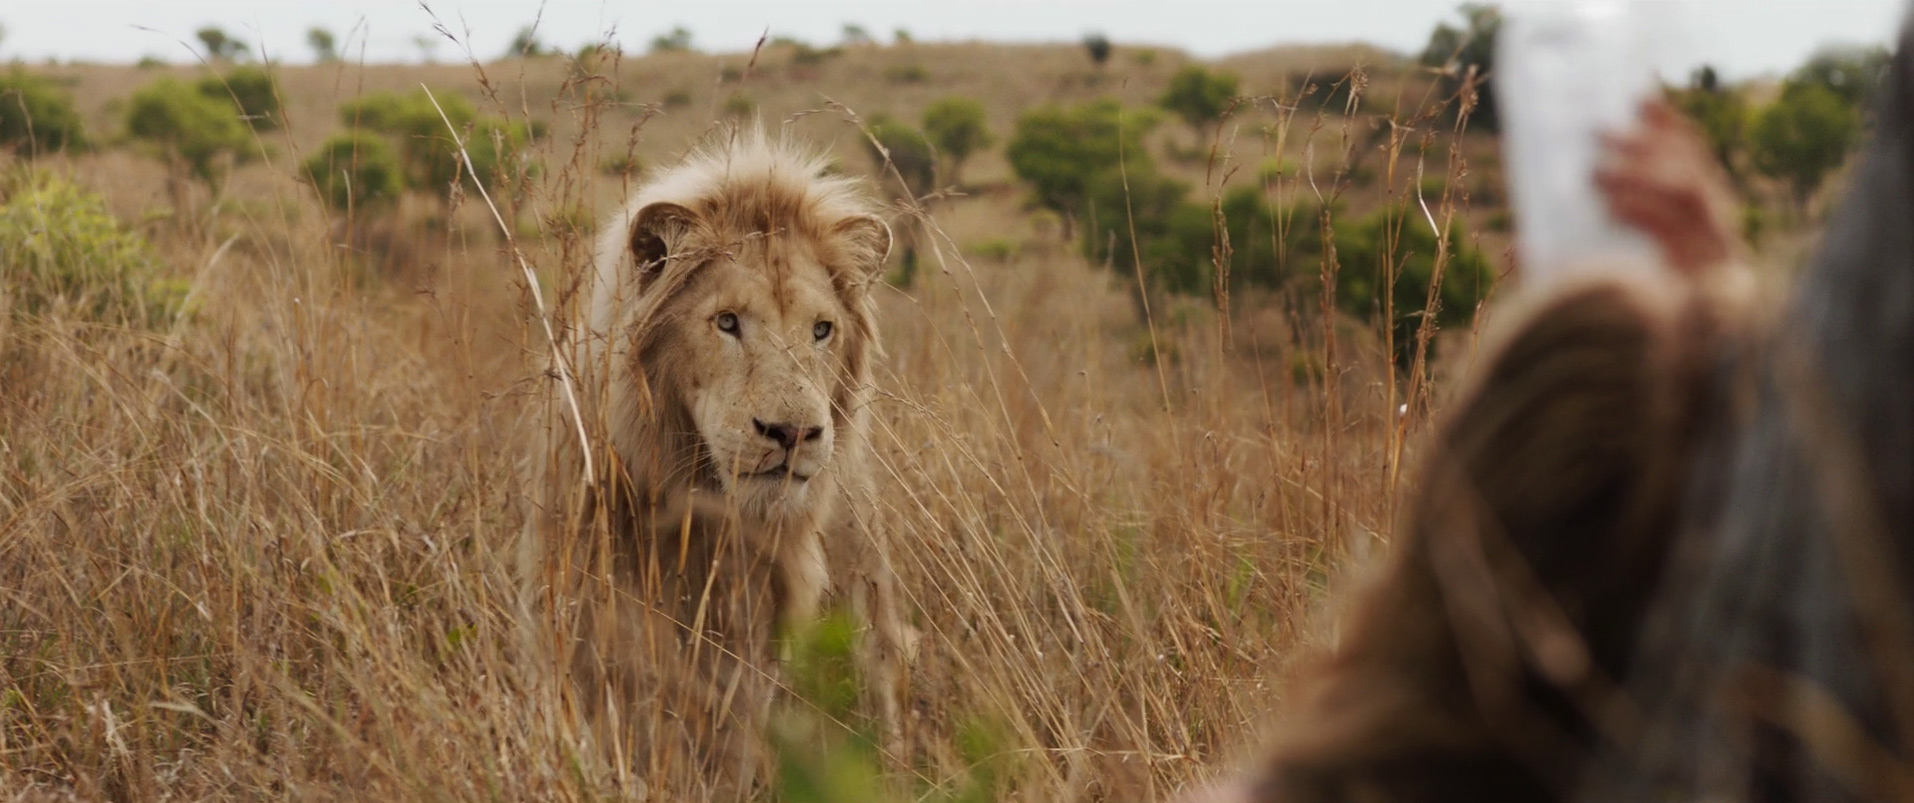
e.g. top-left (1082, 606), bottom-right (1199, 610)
top-left (741, 463), bottom-right (811, 483)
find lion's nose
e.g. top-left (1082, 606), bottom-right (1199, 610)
top-left (753, 419), bottom-right (823, 450)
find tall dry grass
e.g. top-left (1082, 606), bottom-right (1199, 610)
top-left (0, 34), bottom-right (1497, 801)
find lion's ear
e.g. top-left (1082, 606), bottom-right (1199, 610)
top-left (833, 214), bottom-right (894, 286)
top-left (628, 201), bottom-right (699, 285)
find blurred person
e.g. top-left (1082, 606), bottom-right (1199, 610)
top-left (1180, 12), bottom-right (1914, 799)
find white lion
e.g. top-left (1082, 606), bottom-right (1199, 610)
top-left (521, 126), bottom-right (915, 796)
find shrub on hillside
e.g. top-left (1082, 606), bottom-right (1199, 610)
top-left (196, 26), bottom-right (248, 61)
top-left (0, 70), bottom-right (86, 155)
top-left (125, 77), bottom-right (256, 196)
top-left (1332, 210), bottom-right (1495, 364)
top-left (1082, 33), bottom-right (1112, 68)
top-left (922, 97), bottom-right (993, 186)
top-left (1671, 65), bottom-right (1750, 178)
top-left (198, 66), bottom-right (282, 131)
top-left (864, 115), bottom-right (935, 194)
top-left (1089, 176), bottom-right (1494, 365)
top-left (1159, 65), bottom-right (1239, 141)
top-left (301, 131), bottom-right (405, 213)
top-left (1006, 99), bottom-right (1158, 236)
top-left (1751, 81), bottom-right (1863, 211)
top-left (1419, 4), bottom-right (1502, 131)
top-left (338, 89), bottom-right (538, 200)
top-left (0, 173), bottom-right (184, 325)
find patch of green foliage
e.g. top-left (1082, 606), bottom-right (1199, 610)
top-left (0, 69), bottom-right (87, 155)
top-left (300, 131), bottom-right (404, 213)
top-left (1082, 33), bottom-right (1112, 67)
top-left (1419, 3), bottom-right (1502, 131)
top-left (1006, 99), bottom-right (1159, 229)
top-left (198, 66), bottom-right (282, 131)
top-left (1751, 81), bottom-right (1862, 210)
top-left (1159, 65), bottom-right (1240, 138)
top-left (771, 612), bottom-right (1016, 803)
top-left (1670, 65), bottom-right (1749, 178)
top-left (1084, 178), bottom-right (1493, 366)
top-left (922, 96), bottom-right (993, 185)
top-left (1790, 44), bottom-right (1890, 109)
top-left (865, 114), bottom-right (935, 193)
top-left (0, 172), bottom-right (185, 326)
top-left (337, 88), bottom-right (538, 201)
top-left (125, 77), bottom-right (256, 191)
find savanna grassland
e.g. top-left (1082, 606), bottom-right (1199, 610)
top-left (0, 19), bottom-right (1775, 801)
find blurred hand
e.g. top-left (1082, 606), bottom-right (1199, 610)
top-left (1594, 99), bottom-right (1746, 277)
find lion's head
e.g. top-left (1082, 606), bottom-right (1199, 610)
top-left (583, 129), bottom-right (892, 524)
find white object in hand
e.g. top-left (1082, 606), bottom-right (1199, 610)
top-left (1495, 0), bottom-right (1665, 288)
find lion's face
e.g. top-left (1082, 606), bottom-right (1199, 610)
top-left (672, 245), bottom-right (848, 511)
top-left (618, 198), bottom-right (888, 522)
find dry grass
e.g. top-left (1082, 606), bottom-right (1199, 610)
top-left (3, 37), bottom-right (1500, 801)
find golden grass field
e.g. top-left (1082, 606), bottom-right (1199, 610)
top-left (0, 34), bottom-right (1548, 801)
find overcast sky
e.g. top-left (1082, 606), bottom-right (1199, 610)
top-left (3, 1), bottom-right (1907, 80)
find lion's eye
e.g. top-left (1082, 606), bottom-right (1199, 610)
top-left (715, 312), bottom-right (740, 336)
top-left (813, 321), bottom-right (833, 341)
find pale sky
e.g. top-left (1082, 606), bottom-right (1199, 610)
top-left (2, 1), bottom-right (1907, 80)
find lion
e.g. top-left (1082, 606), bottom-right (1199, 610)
top-left (519, 127), bottom-right (916, 798)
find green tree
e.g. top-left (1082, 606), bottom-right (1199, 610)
top-left (864, 115), bottom-right (935, 193)
top-left (1750, 82), bottom-right (1862, 212)
top-left (651, 26), bottom-right (694, 53)
top-left (301, 131), bottom-right (404, 213)
top-left (505, 26), bottom-right (550, 58)
top-left (1791, 44), bottom-right (1889, 109)
top-left (1419, 4), bottom-right (1502, 131)
top-left (0, 172), bottom-right (184, 326)
top-left (195, 26), bottom-right (248, 61)
top-left (1671, 65), bottom-right (1749, 178)
top-left (921, 97), bottom-right (993, 186)
top-left (0, 69), bottom-right (87, 155)
top-left (1006, 99), bottom-right (1158, 238)
top-left (1331, 210), bottom-right (1495, 367)
top-left (1082, 33), bottom-right (1112, 68)
top-left (1082, 167), bottom-right (1204, 292)
top-left (338, 88), bottom-right (538, 204)
top-left (308, 27), bottom-right (339, 63)
top-left (1159, 65), bottom-right (1240, 143)
top-left (198, 66), bottom-right (281, 131)
top-left (125, 77), bottom-right (255, 205)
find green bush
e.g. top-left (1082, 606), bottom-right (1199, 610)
top-left (196, 26), bottom-right (248, 61)
top-left (0, 173), bottom-right (183, 325)
top-left (1751, 81), bottom-right (1863, 210)
top-left (922, 96), bottom-right (992, 185)
top-left (125, 77), bottom-right (256, 191)
top-left (1671, 66), bottom-right (1750, 177)
top-left (301, 131), bottom-right (404, 213)
top-left (1088, 177), bottom-right (1494, 365)
top-left (338, 89), bottom-right (538, 199)
top-left (198, 66), bottom-right (282, 131)
top-left (1332, 210), bottom-right (1495, 365)
top-left (864, 114), bottom-right (934, 193)
top-left (1419, 4), bottom-right (1502, 131)
top-left (0, 70), bottom-right (86, 155)
top-left (1790, 44), bottom-right (1889, 109)
top-left (1006, 99), bottom-right (1158, 231)
top-left (1159, 65), bottom-right (1239, 138)
top-left (884, 64), bottom-right (928, 84)
top-left (770, 612), bottom-right (1015, 803)
top-left (1081, 166), bottom-right (1201, 290)
top-left (650, 26), bottom-right (694, 53)
top-left (1082, 33), bottom-right (1112, 67)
